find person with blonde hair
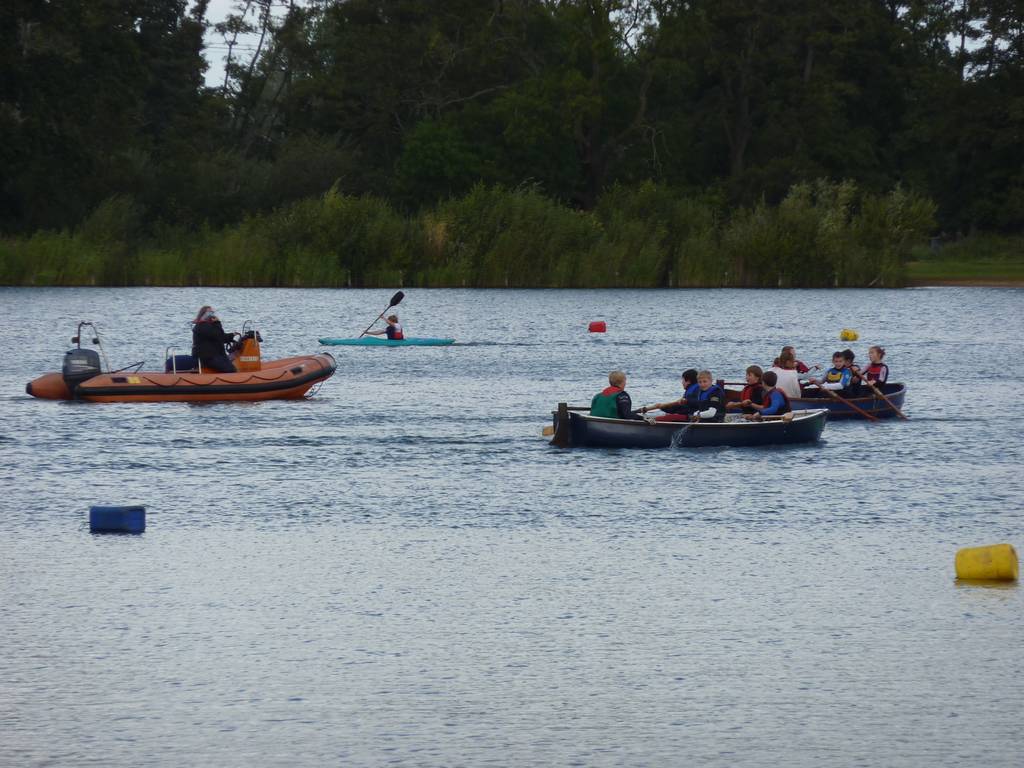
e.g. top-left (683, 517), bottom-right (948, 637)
top-left (687, 370), bottom-right (727, 422)
top-left (590, 370), bottom-right (643, 420)
top-left (859, 345), bottom-right (889, 387)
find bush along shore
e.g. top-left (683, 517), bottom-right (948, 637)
top-left (0, 181), bottom-right (938, 289)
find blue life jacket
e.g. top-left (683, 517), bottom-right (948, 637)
top-left (696, 384), bottom-right (724, 401)
top-left (761, 388), bottom-right (791, 415)
top-left (824, 367), bottom-right (852, 389)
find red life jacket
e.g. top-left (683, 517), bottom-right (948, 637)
top-left (741, 383), bottom-right (764, 403)
top-left (862, 362), bottom-right (888, 384)
top-left (386, 323), bottom-right (405, 340)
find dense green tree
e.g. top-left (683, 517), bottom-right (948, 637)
top-left (0, 0), bottom-right (217, 232)
top-left (1, 0), bottom-right (1021, 246)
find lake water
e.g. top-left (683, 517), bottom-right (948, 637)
top-left (1, 287), bottom-right (1022, 767)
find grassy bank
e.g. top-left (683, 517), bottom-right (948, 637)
top-left (0, 181), bottom-right (937, 288)
top-left (906, 234), bottom-right (1024, 286)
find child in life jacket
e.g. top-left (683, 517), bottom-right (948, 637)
top-left (744, 370), bottom-right (792, 420)
top-left (808, 351), bottom-right (853, 395)
top-left (858, 345), bottom-right (889, 389)
top-left (641, 368), bottom-right (699, 421)
top-left (366, 314), bottom-right (404, 340)
top-left (687, 370), bottom-right (727, 423)
top-left (590, 370), bottom-right (643, 420)
top-left (727, 365), bottom-right (765, 414)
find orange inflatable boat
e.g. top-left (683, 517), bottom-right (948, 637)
top-left (27, 322), bottom-right (336, 403)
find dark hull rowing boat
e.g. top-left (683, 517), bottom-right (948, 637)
top-left (790, 383), bottom-right (906, 420)
top-left (549, 406), bottom-right (828, 449)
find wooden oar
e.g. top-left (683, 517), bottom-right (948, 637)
top-left (850, 371), bottom-right (908, 420)
top-left (753, 413), bottom-right (795, 421)
top-left (863, 381), bottom-right (908, 420)
top-left (816, 386), bottom-right (878, 422)
top-left (358, 291), bottom-right (405, 337)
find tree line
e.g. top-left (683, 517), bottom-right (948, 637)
top-left (1, 1), bottom-right (1021, 286)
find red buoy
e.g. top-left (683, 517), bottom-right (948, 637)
top-left (588, 320), bottom-right (607, 333)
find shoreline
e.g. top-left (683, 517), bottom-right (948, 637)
top-left (906, 278), bottom-right (1024, 287)
top-left (2, 280), bottom-right (1023, 289)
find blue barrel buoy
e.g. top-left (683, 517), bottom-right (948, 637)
top-left (89, 505), bottom-right (146, 534)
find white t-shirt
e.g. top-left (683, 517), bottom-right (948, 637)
top-left (768, 367), bottom-right (802, 399)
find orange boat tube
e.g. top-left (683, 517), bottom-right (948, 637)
top-left (27, 354), bottom-right (337, 403)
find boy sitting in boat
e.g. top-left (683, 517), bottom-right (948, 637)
top-left (591, 371), bottom-right (644, 420)
top-left (807, 351), bottom-right (853, 395)
top-left (726, 365), bottom-right (764, 414)
top-left (842, 349), bottom-right (861, 393)
top-left (366, 314), bottom-right (404, 340)
top-left (743, 371), bottom-right (793, 420)
top-left (641, 368), bottom-right (699, 421)
top-left (687, 370), bottom-right (726, 422)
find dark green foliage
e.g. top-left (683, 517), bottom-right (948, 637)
top-left (0, 181), bottom-right (934, 287)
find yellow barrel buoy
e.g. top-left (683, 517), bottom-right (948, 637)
top-left (840, 328), bottom-right (859, 341)
top-left (955, 543), bottom-right (1018, 581)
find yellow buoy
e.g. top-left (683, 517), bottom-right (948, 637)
top-left (955, 543), bottom-right (1019, 581)
top-left (840, 328), bottom-right (859, 341)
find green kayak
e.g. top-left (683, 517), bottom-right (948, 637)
top-left (319, 336), bottom-right (456, 347)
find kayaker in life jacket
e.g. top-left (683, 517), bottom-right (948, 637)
top-left (688, 370), bottom-right (726, 423)
top-left (366, 314), bottom-right (404, 340)
top-left (191, 305), bottom-right (238, 373)
top-left (590, 370), bottom-right (643, 420)
top-left (641, 368), bottom-right (699, 422)
top-left (807, 351), bottom-right (853, 395)
top-left (727, 365), bottom-right (764, 414)
top-left (744, 370), bottom-right (792, 420)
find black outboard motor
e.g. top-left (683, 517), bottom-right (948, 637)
top-left (62, 321), bottom-right (105, 393)
top-left (62, 348), bottom-right (102, 391)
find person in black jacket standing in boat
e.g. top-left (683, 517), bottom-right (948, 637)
top-left (191, 305), bottom-right (237, 372)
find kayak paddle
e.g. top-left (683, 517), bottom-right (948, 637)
top-left (358, 291), bottom-right (405, 338)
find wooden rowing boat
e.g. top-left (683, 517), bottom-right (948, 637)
top-left (790, 383), bottom-right (907, 420)
top-left (549, 406), bottom-right (828, 449)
